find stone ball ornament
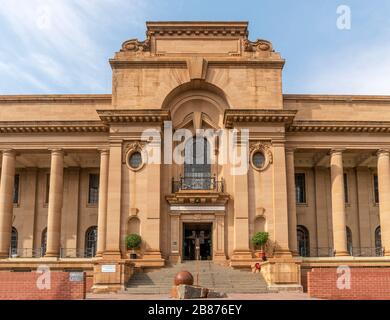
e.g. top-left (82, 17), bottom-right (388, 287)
top-left (174, 271), bottom-right (194, 286)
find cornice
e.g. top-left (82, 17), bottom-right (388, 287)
top-left (97, 109), bottom-right (171, 123)
top-left (0, 121), bottom-right (108, 133)
top-left (223, 109), bottom-right (296, 128)
top-left (288, 121), bottom-right (390, 133)
top-left (0, 94), bottom-right (111, 104)
top-left (109, 59), bottom-right (284, 69)
top-left (283, 94), bottom-right (390, 104)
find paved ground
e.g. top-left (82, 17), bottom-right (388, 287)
top-left (87, 292), bottom-right (318, 300)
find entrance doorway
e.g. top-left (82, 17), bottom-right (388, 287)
top-left (183, 223), bottom-right (212, 260)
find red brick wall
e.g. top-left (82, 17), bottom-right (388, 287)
top-left (0, 271), bottom-right (86, 300)
top-left (307, 267), bottom-right (390, 300)
top-left (86, 275), bottom-right (94, 293)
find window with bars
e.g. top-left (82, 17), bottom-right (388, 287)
top-left (295, 173), bottom-right (306, 204)
top-left (88, 174), bottom-right (99, 204)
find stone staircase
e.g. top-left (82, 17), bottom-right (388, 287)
top-left (124, 261), bottom-right (269, 294)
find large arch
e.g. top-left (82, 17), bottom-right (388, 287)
top-left (162, 80), bottom-right (230, 130)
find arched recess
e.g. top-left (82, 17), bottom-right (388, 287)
top-left (297, 225), bottom-right (310, 257)
top-left (128, 217), bottom-right (141, 235)
top-left (85, 226), bottom-right (98, 257)
top-left (375, 226), bottom-right (382, 256)
top-left (346, 226), bottom-right (353, 256)
top-left (254, 216), bottom-right (266, 233)
top-left (10, 227), bottom-right (18, 256)
top-left (161, 80), bottom-right (230, 130)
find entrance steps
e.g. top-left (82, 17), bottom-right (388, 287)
top-left (124, 261), bottom-right (269, 294)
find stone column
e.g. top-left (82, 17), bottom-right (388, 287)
top-left (214, 212), bottom-right (226, 261)
top-left (169, 212), bottom-right (180, 263)
top-left (272, 141), bottom-right (291, 257)
top-left (96, 149), bottom-right (109, 257)
top-left (377, 150), bottom-right (390, 256)
top-left (45, 149), bottom-right (64, 257)
top-left (330, 149), bottom-right (349, 256)
top-left (286, 148), bottom-right (298, 256)
top-left (103, 142), bottom-right (122, 260)
top-left (0, 150), bottom-right (16, 258)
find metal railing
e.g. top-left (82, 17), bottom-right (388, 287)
top-left (302, 247), bottom-right (384, 258)
top-left (60, 248), bottom-right (96, 258)
top-left (9, 248), bottom-right (43, 258)
top-left (172, 176), bottom-right (224, 193)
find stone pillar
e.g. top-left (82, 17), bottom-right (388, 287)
top-left (0, 150), bottom-right (16, 258)
top-left (169, 212), bottom-right (180, 263)
top-left (214, 212), bottom-right (226, 261)
top-left (330, 149), bottom-right (349, 256)
top-left (96, 149), bottom-right (109, 257)
top-left (272, 142), bottom-right (291, 257)
top-left (45, 149), bottom-right (64, 257)
top-left (231, 166), bottom-right (252, 264)
top-left (377, 150), bottom-right (390, 256)
top-left (103, 142), bottom-right (122, 260)
top-left (286, 148), bottom-right (298, 256)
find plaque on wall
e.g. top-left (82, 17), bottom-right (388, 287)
top-left (69, 272), bottom-right (84, 282)
top-left (101, 264), bottom-right (116, 273)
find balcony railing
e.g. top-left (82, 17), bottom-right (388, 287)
top-left (9, 248), bottom-right (44, 258)
top-left (8, 248), bottom-right (96, 258)
top-left (301, 247), bottom-right (384, 258)
top-left (172, 176), bottom-right (224, 193)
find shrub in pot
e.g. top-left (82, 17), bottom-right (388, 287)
top-left (251, 232), bottom-right (269, 261)
top-left (126, 234), bottom-right (142, 259)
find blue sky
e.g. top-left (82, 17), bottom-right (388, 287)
top-left (0, 0), bottom-right (389, 95)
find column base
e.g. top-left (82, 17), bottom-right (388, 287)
top-left (102, 250), bottom-right (122, 260)
top-left (334, 251), bottom-right (350, 257)
top-left (129, 250), bottom-right (165, 268)
top-left (273, 249), bottom-right (293, 259)
top-left (44, 251), bottom-right (60, 258)
top-left (213, 252), bottom-right (227, 262)
top-left (230, 250), bottom-right (254, 268)
top-left (169, 253), bottom-right (181, 264)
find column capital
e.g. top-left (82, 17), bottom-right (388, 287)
top-left (0, 149), bottom-right (15, 156)
top-left (285, 147), bottom-right (296, 154)
top-left (377, 149), bottom-right (390, 157)
top-left (98, 148), bottom-right (110, 155)
top-left (330, 148), bottom-right (346, 155)
top-left (48, 148), bottom-right (64, 155)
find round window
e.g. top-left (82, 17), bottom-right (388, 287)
top-left (128, 151), bottom-right (143, 170)
top-left (252, 151), bottom-right (266, 169)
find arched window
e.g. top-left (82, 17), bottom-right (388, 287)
top-left (10, 227), bottom-right (18, 256)
top-left (85, 226), bottom-right (98, 258)
top-left (375, 226), bottom-right (382, 256)
top-left (346, 227), bottom-right (353, 256)
top-left (41, 228), bottom-right (47, 257)
top-left (297, 225), bottom-right (310, 257)
top-left (184, 137), bottom-right (211, 190)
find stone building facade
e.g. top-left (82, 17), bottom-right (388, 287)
top-left (0, 21), bottom-right (390, 291)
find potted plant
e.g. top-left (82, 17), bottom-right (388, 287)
top-left (126, 234), bottom-right (142, 259)
top-left (251, 232), bottom-right (269, 261)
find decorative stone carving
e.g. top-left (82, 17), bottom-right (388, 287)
top-left (125, 141), bottom-right (147, 172)
top-left (121, 39), bottom-right (150, 52)
top-left (244, 39), bottom-right (273, 52)
top-left (249, 142), bottom-right (273, 171)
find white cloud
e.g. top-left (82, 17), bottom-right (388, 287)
top-left (0, 0), bottom-right (148, 93)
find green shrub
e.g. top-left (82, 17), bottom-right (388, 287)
top-left (251, 232), bottom-right (269, 249)
top-left (126, 234), bottom-right (142, 249)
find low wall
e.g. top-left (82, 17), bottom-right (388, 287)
top-left (306, 267), bottom-right (390, 300)
top-left (0, 271), bottom-right (86, 300)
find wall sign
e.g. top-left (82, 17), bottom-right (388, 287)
top-left (69, 272), bottom-right (84, 282)
top-left (101, 264), bottom-right (116, 273)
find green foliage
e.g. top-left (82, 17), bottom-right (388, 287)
top-left (251, 232), bottom-right (269, 248)
top-left (126, 234), bottom-right (142, 249)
